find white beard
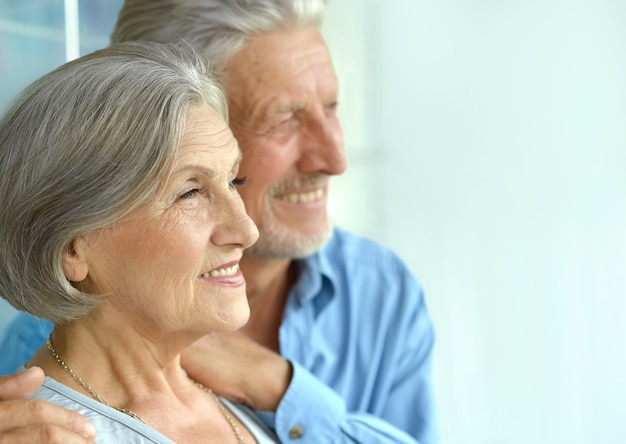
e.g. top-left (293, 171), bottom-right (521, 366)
top-left (244, 208), bottom-right (332, 261)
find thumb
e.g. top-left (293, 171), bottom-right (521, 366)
top-left (0, 366), bottom-right (45, 400)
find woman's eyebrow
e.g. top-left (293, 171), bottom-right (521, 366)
top-left (172, 165), bottom-right (216, 178)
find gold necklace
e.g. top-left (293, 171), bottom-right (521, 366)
top-left (46, 337), bottom-right (245, 443)
top-left (46, 338), bottom-right (146, 423)
top-left (191, 380), bottom-right (245, 444)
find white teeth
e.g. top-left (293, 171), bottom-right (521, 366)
top-left (281, 189), bottom-right (323, 203)
top-left (201, 264), bottom-right (239, 278)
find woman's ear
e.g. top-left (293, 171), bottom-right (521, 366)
top-left (62, 237), bottom-right (89, 282)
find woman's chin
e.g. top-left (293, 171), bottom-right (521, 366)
top-left (218, 302), bottom-right (251, 332)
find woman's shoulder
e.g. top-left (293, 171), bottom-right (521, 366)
top-left (34, 376), bottom-right (174, 444)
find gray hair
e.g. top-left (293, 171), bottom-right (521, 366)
top-left (0, 41), bottom-right (227, 323)
top-left (111, 0), bottom-right (327, 73)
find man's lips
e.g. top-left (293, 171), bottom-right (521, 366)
top-left (275, 188), bottom-right (325, 204)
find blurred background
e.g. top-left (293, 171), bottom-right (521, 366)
top-left (1, 1), bottom-right (625, 443)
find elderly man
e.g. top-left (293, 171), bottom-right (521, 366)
top-left (0, 1), bottom-right (437, 443)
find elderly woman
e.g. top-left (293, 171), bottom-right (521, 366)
top-left (0, 41), bottom-right (277, 443)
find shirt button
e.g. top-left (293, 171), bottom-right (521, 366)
top-left (289, 425), bottom-right (304, 439)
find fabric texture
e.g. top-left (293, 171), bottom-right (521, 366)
top-left (27, 374), bottom-right (278, 443)
top-left (0, 227), bottom-right (437, 443)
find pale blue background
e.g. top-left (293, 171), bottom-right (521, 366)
top-left (1, 1), bottom-right (625, 443)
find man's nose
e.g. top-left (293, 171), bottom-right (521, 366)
top-left (297, 114), bottom-right (347, 175)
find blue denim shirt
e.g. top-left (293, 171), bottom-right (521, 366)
top-left (0, 227), bottom-right (437, 443)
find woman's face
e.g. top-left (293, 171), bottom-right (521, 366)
top-left (75, 104), bottom-right (258, 336)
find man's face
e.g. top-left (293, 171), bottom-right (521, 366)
top-left (225, 26), bottom-right (346, 261)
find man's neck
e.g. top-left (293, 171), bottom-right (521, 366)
top-left (240, 255), bottom-right (295, 352)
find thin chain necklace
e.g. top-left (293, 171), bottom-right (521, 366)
top-left (46, 337), bottom-right (244, 443)
top-left (190, 380), bottom-right (245, 444)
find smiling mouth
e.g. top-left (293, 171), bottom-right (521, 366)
top-left (276, 188), bottom-right (324, 203)
top-left (200, 264), bottom-right (240, 278)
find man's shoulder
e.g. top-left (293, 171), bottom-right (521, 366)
top-left (0, 312), bottom-right (52, 374)
top-left (322, 226), bottom-right (409, 269)
top-left (316, 228), bottom-right (430, 332)
top-left (0, 311), bottom-right (52, 342)
top-left (315, 227), bottom-right (423, 299)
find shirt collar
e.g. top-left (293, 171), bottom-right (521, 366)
top-left (289, 228), bottom-right (340, 309)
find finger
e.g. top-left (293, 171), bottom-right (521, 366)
top-left (0, 399), bottom-right (97, 440)
top-left (0, 366), bottom-right (45, 400)
top-left (0, 424), bottom-right (96, 444)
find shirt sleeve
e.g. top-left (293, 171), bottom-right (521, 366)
top-left (263, 361), bottom-right (424, 444)
top-left (0, 312), bottom-right (52, 375)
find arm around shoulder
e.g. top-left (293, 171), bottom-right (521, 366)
top-left (270, 362), bottom-right (426, 444)
top-left (0, 367), bottom-right (97, 443)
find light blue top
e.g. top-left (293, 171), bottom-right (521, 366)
top-left (0, 227), bottom-right (437, 443)
top-left (27, 374), bottom-right (278, 443)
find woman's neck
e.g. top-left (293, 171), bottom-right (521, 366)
top-left (27, 308), bottom-right (259, 442)
top-left (28, 310), bottom-right (199, 409)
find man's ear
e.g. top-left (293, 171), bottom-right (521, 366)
top-left (62, 237), bottom-right (89, 282)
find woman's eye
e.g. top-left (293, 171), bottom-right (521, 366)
top-left (179, 188), bottom-right (202, 200)
top-left (230, 176), bottom-right (247, 189)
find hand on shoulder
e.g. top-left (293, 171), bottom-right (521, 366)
top-left (0, 366), bottom-right (97, 443)
top-left (182, 331), bottom-right (292, 412)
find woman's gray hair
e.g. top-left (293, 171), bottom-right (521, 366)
top-left (0, 41), bottom-right (227, 323)
top-left (111, 0), bottom-right (327, 74)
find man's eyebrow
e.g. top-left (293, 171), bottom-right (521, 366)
top-left (265, 95), bottom-right (337, 119)
top-left (265, 103), bottom-right (305, 119)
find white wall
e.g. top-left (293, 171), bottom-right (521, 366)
top-left (325, 1), bottom-right (626, 443)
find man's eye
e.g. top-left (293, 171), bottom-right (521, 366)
top-left (230, 176), bottom-right (247, 189)
top-left (264, 115), bottom-right (297, 135)
top-left (179, 188), bottom-right (202, 200)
